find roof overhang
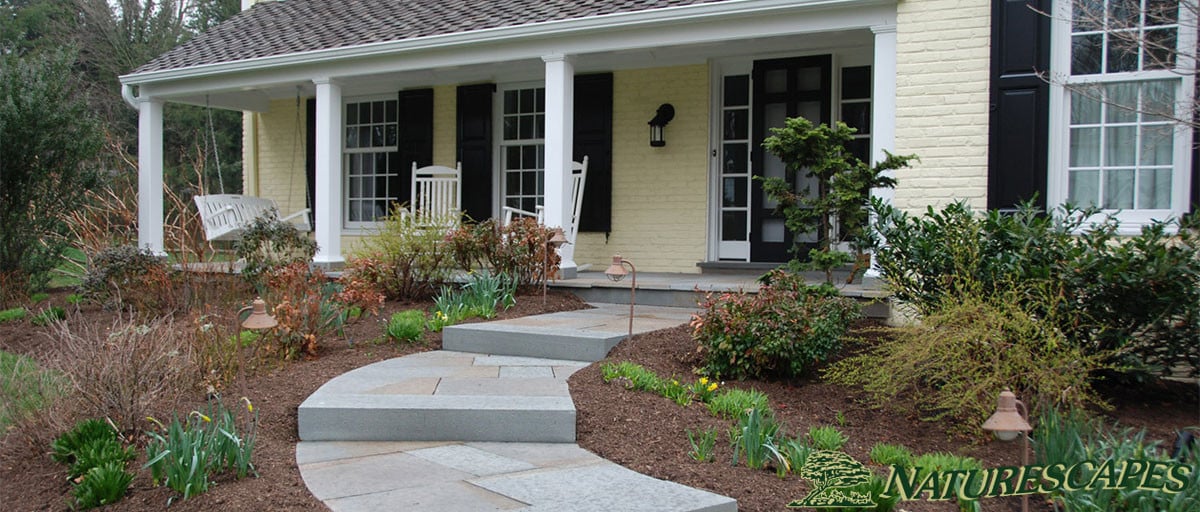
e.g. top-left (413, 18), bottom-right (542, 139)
top-left (121, 0), bottom-right (896, 108)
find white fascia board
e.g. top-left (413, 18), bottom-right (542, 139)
top-left (123, 0), bottom-right (894, 93)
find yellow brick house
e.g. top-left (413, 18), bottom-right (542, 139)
top-left (120, 0), bottom-right (1198, 274)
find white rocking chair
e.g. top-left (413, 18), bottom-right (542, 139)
top-left (501, 156), bottom-right (588, 244)
top-left (193, 194), bottom-right (311, 242)
top-left (410, 162), bottom-right (462, 229)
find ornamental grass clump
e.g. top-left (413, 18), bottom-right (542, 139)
top-left (824, 289), bottom-right (1108, 436)
top-left (692, 270), bottom-right (860, 380)
top-left (386, 310), bottom-right (425, 343)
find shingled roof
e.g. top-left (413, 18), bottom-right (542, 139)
top-left (134, 0), bottom-right (735, 74)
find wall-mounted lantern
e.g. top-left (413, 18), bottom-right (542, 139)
top-left (648, 103), bottom-right (675, 147)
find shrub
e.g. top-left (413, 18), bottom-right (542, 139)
top-left (72, 461), bottom-right (134, 510)
top-left (760, 117), bottom-right (913, 284)
top-left (445, 218), bottom-right (562, 286)
top-left (0, 307), bottom-right (26, 323)
top-left (47, 315), bottom-right (197, 433)
top-left (0, 50), bottom-right (102, 297)
top-left (692, 270), bottom-right (861, 380)
top-left (78, 245), bottom-right (174, 312)
top-left (69, 436), bottom-right (135, 479)
top-left (874, 200), bottom-right (1200, 377)
top-left (387, 310), bottom-right (425, 342)
top-left (350, 205), bottom-right (454, 299)
top-left (30, 305), bottom-right (64, 326)
top-left (824, 293), bottom-right (1107, 436)
top-left (233, 215), bottom-right (317, 292)
top-left (265, 262), bottom-right (384, 358)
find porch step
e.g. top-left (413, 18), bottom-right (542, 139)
top-left (552, 270), bottom-right (893, 318)
top-left (297, 351), bottom-right (586, 443)
top-left (442, 304), bottom-right (698, 362)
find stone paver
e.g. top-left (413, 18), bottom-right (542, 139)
top-left (296, 303), bottom-right (737, 512)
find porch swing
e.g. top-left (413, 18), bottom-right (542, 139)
top-left (193, 93), bottom-right (311, 242)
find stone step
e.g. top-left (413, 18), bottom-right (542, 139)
top-left (442, 304), bottom-right (698, 362)
top-left (297, 351), bottom-right (587, 443)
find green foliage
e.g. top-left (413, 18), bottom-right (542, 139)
top-left (874, 200), bottom-right (1200, 378)
top-left (599, 361), bottom-right (665, 393)
top-left (1033, 407), bottom-right (1200, 511)
top-left (0, 307), bottom-right (26, 323)
top-left (52, 418), bottom-right (118, 465)
top-left (425, 271), bottom-right (517, 331)
top-left (868, 443), bottom-right (913, 467)
top-left (144, 399), bottom-right (258, 501)
top-left (729, 408), bottom-right (783, 470)
top-left (386, 310), bottom-right (426, 343)
top-left (706, 388), bottom-right (770, 420)
top-left (823, 473), bottom-right (899, 512)
top-left (30, 305), bottom-right (64, 326)
top-left (78, 245), bottom-right (174, 311)
top-left (69, 437), bottom-right (135, 479)
top-left (779, 437), bottom-right (812, 477)
top-left (661, 379), bottom-right (694, 406)
top-left (71, 461), bottom-right (134, 510)
top-left (350, 205), bottom-right (454, 299)
top-left (686, 427), bottom-right (718, 462)
top-left (234, 215), bottom-right (318, 292)
top-left (0, 350), bottom-right (63, 430)
top-left (808, 425), bottom-right (848, 451)
top-left (693, 270), bottom-right (860, 380)
top-left (65, 293), bottom-right (84, 305)
top-left (760, 117), bottom-right (913, 283)
top-left (28, 292), bottom-right (49, 303)
top-left (825, 293), bottom-right (1107, 436)
top-left (0, 50), bottom-right (102, 296)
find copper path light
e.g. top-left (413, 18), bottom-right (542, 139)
top-left (603, 255), bottom-right (637, 340)
top-left (982, 389), bottom-right (1033, 512)
top-left (234, 297), bottom-right (277, 399)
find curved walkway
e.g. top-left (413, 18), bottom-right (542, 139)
top-left (295, 305), bottom-right (737, 512)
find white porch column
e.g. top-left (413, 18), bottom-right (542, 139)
top-left (542, 54), bottom-right (577, 276)
top-left (312, 78), bottom-right (344, 266)
top-left (867, 24), bottom-right (898, 278)
top-left (136, 98), bottom-right (166, 257)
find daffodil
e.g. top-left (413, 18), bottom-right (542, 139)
top-left (699, 377), bottom-right (708, 385)
top-left (707, 383), bottom-right (718, 392)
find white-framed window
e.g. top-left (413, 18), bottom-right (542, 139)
top-left (344, 97), bottom-right (400, 227)
top-left (1049, 0), bottom-right (1195, 230)
top-left (498, 84), bottom-right (545, 214)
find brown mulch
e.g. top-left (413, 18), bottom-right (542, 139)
top-left (569, 323), bottom-right (1200, 512)
top-left (3, 289), bottom-right (1196, 512)
top-left (0, 287), bottom-right (588, 512)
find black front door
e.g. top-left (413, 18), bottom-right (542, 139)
top-left (750, 55), bottom-right (832, 262)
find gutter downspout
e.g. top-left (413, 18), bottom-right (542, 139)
top-left (121, 83), bottom-right (138, 108)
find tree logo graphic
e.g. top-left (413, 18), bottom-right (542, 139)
top-left (788, 450), bottom-right (876, 508)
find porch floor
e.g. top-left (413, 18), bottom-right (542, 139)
top-left (552, 269), bottom-right (888, 299)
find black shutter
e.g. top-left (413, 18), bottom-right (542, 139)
top-left (305, 98), bottom-right (316, 226)
top-left (457, 83), bottom-right (495, 222)
top-left (574, 73), bottom-right (613, 233)
top-left (397, 89), bottom-right (434, 207)
top-left (987, 0), bottom-right (1051, 211)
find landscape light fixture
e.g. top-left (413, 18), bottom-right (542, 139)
top-left (604, 255), bottom-right (637, 340)
top-left (543, 227), bottom-right (569, 305)
top-left (648, 103), bottom-right (675, 147)
top-left (982, 388), bottom-right (1032, 512)
top-left (234, 297), bottom-right (277, 399)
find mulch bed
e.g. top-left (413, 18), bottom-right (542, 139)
top-left (0, 287), bottom-right (588, 512)
top-left (2, 290), bottom-right (1196, 512)
top-left (569, 323), bottom-right (1200, 512)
